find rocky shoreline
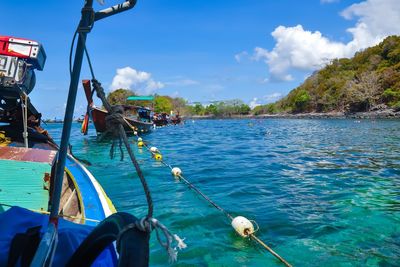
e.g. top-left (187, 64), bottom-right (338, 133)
top-left (186, 109), bottom-right (400, 120)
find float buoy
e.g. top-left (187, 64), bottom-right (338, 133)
top-left (231, 216), bottom-right (255, 237)
top-left (154, 153), bottom-right (162, 161)
top-left (137, 141), bottom-right (144, 147)
top-left (134, 131), bottom-right (138, 136)
top-left (137, 137), bottom-right (143, 142)
top-left (150, 146), bottom-right (158, 153)
top-left (171, 167), bottom-right (182, 177)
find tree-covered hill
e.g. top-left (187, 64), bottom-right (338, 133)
top-left (106, 89), bottom-right (251, 116)
top-left (253, 35), bottom-right (400, 115)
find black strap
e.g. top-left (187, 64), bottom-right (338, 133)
top-left (7, 226), bottom-right (41, 267)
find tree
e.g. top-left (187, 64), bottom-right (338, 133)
top-left (193, 103), bottom-right (204, 115)
top-left (205, 104), bottom-right (217, 115)
top-left (293, 90), bottom-right (311, 112)
top-left (238, 104), bottom-right (250, 115)
top-left (154, 96), bottom-right (173, 113)
top-left (107, 89), bottom-right (135, 105)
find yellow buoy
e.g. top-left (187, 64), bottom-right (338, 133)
top-left (231, 216), bottom-right (255, 237)
top-left (137, 141), bottom-right (144, 147)
top-left (154, 153), bottom-right (162, 161)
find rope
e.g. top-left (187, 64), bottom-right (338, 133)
top-left (135, 134), bottom-right (292, 266)
top-left (117, 217), bottom-right (187, 263)
top-left (84, 50), bottom-right (154, 218)
top-left (20, 93), bottom-right (28, 148)
top-left (250, 234), bottom-right (292, 267)
top-left (81, 44), bottom-right (186, 262)
top-left (174, 171), bottom-right (233, 221)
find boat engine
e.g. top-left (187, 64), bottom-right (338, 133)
top-left (0, 36), bottom-right (46, 97)
top-left (0, 36), bottom-right (46, 124)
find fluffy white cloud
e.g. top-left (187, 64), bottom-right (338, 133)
top-left (234, 51), bottom-right (248, 62)
top-left (110, 67), bottom-right (164, 94)
top-left (249, 97), bottom-right (261, 109)
top-left (252, 0), bottom-right (400, 81)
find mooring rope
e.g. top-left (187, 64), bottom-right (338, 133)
top-left (80, 45), bottom-right (186, 262)
top-left (135, 134), bottom-right (292, 267)
top-left (159, 160), bottom-right (234, 221)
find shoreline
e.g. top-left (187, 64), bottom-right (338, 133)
top-left (185, 110), bottom-right (400, 120)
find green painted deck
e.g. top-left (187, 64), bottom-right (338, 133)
top-left (0, 159), bottom-right (50, 213)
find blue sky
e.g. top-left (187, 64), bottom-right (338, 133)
top-left (2, 0), bottom-right (399, 118)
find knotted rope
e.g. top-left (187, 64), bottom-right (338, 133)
top-left (117, 217), bottom-right (187, 262)
top-left (89, 77), bottom-right (186, 261)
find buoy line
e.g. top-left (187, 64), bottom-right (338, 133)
top-left (132, 132), bottom-right (292, 267)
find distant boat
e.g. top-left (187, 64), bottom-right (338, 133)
top-left (81, 80), bottom-right (153, 135)
top-left (170, 113), bottom-right (183, 125)
top-left (153, 112), bottom-right (169, 127)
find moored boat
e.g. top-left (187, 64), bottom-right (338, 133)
top-left (170, 113), bottom-right (183, 125)
top-left (153, 112), bottom-right (169, 126)
top-left (0, 1), bottom-right (160, 266)
top-left (81, 80), bottom-right (153, 135)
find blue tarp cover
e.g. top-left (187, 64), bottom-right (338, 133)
top-left (0, 206), bottom-right (117, 266)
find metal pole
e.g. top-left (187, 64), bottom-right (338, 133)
top-left (49, 0), bottom-right (94, 219)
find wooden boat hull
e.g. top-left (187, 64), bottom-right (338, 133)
top-left (153, 118), bottom-right (169, 127)
top-left (90, 107), bottom-right (153, 134)
top-left (171, 117), bottom-right (182, 125)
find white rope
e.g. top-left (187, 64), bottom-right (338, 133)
top-left (134, 134), bottom-right (292, 266)
top-left (117, 217), bottom-right (187, 263)
top-left (21, 93), bottom-right (28, 148)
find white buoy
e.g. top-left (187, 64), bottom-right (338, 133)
top-left (171, 167), bottom-right (182, 177)
top-left (137, 137), bottom-right (143, 142)
top-left (134, 131), bottom-right (138, 136)
top-left (231, 216), bottom-right (254, 237)
top-left (150, 146), bottom-right (158, 153)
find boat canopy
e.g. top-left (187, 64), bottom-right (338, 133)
top-left (127, 96), bottom-right (154, 101)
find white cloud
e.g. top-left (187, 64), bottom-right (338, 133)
top-left (252, 0), bottom-right (400, 82)
top-left (249, 97), bottom-right (261, 109)
top-left (234, 51), bottom-right (248, 62)
top-left (110, 67), bottom-right (164, 94)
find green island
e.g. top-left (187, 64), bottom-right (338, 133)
top-left (108, 35), bottom-right (400, 119)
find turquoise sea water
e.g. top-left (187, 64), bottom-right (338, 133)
top-left (46, 119), bottom-right (400, 266)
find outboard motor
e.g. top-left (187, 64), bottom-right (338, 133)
top-left (0, 36), bottom-right (46, 124)
top-left (0, 36), bottom-right (46, 97)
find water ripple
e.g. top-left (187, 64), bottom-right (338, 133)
top-left (46, 119), bottom-right (400, 266)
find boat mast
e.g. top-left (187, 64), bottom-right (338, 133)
top-left (49, 0), bottom-right (137, 220)
top-left (49, 0), bottom-right (94, 220)
top-left (31, 1), bottom-right (136, 265)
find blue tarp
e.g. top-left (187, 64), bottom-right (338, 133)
top-left (0, 206), bottom-right (117, 266)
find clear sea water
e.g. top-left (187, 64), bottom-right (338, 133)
top-left (46, 119), bottom-right (400, 266)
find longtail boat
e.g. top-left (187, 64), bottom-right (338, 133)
top-left (0, 1), bottom-right (156, 266)
top-left (81, 80), bottom-right (153, 135)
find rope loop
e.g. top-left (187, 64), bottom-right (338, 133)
top-left (117, 217), bottom-right (187, 263)
top-left (78, 7), bottom-right (95, 33)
